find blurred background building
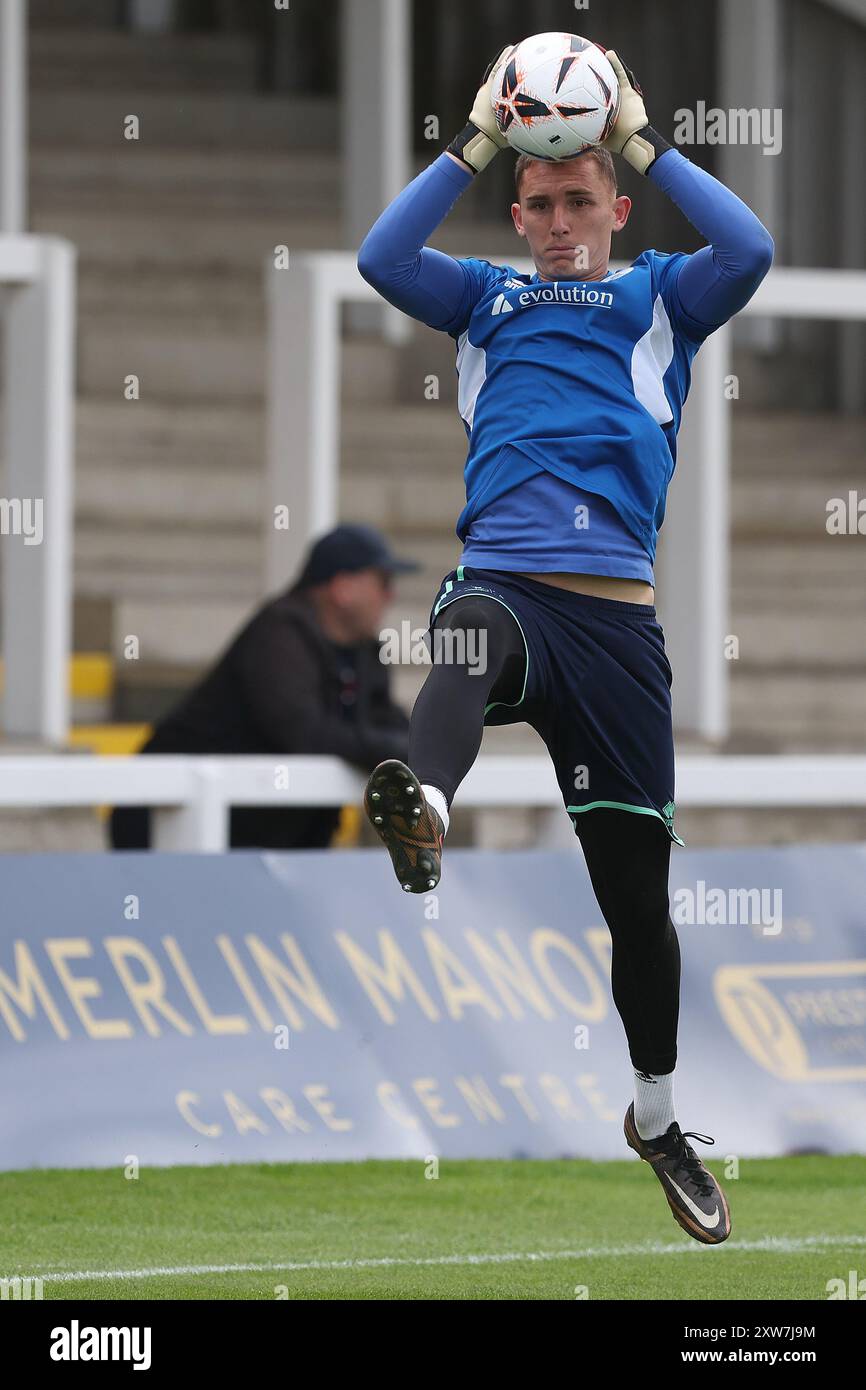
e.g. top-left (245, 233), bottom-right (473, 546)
top-left (2, 0), bottom-right (864, 847)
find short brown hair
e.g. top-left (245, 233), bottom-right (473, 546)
top-left (514, 148), bottom-right (618, 198)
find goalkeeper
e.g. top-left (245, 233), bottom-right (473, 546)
top-left (357, 44), bottom-right (773, 1245)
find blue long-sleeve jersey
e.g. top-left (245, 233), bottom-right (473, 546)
top-left (358, 148), bottom-right (774, 569)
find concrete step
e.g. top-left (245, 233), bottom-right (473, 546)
top-left (76, 446), bottom-right (467, 537)
top-left (29, 91), bottom-right (339, 150)
top-left (30, 0), bottom-right (117, 25)
top-left (31, 148), bottom-right (339, 216)
top-left (30, 29), bottom-right (258, 91)
top-left (75, 263), bottom-right (261, 316)
top-left (29, 204), bottom-right (513, 270)
top-left (76, 459), bottom-right (264, 527)
top-left (724, 613), bottom-right (866, 667)
top-left (731, 411), bottom-right (866, 476)
top-left (730, 541), bottom-right (866, 611)
top-left (32, 208), bottom-right (345, 270)
top-left (77, 325), bottom-right (403, 403)
top-left (344, 403), bottom-right (463, 451)
top-left (340, 468), bottom-right (466, 534)
top-left (72, 527), bottom-right (451, 606)
top-left (73, 594), bottom-right (113, 651)
top-left (74, 525), bottom-right (261, 600)
top-left (111, 596), bottom-right (252, 668)
top-left (74, 397), bottom-right (263, 469)
top-left (77, 309), bottom-right (397, 399)
top-left (732, 479), bottom-right (866, 537)
top-left (729, 670), bottom-right (866, 748)
top-left (79, 318), bottom-right (264, 401)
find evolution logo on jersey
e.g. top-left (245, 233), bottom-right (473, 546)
top-left (492, 282), bottom-right (615, 315)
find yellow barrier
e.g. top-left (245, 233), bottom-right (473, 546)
top-left (0, 652), bottom-right (116, 700)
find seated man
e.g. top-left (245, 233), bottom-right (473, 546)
top-left (108, 524), bottom-right (417, 850)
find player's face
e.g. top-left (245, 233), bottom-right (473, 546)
top-left (333, 568), bottom-right (395, 639)
top-left (511, 159), bottom-right (631, 283)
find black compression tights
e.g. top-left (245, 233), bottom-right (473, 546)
top-left (409, 595), bottom-right (680, 1076)
top-left (409, 597), bottom-right (526, 802)
top-left (575, 809), bottom-right (680, 1075)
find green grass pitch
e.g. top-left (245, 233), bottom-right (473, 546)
top-left (2, 1156), bottom-right (864, 1300)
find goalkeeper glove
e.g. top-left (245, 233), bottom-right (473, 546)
top-left (601, 50), bottom-right (673, 175)
top-left (447, 45), bottom-right (514, 174)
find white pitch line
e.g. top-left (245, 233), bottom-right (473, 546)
top-left (23, 1234), bottom-right (866, 1283)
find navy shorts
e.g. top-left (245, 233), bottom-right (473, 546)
top-left (428, 564), bottom-right (684, 846)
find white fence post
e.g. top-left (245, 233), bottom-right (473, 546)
top-left (657, 324), bottom-right (732, 743)
top-left (718, 0), bottom-right (782, 353)
top-left (265, 256), bottom-right (341, 593)
top-left (2, 238), bottom-right (77, 743)
top-left (152, 760), bottom-right (229, 852)
top-left (342, 0), bottom-right (411, 343)
top-left (0, 0), bottom-right (26, 236)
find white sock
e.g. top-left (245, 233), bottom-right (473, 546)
top-left (421, 784), bottom-right (450, 835)
top-left (633, 1067), bottom-right (676, 1140)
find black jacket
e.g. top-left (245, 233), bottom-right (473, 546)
top-left (109, 588), bottom-right (410, 849)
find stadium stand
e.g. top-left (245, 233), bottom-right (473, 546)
top-left (16, 0), bottom-right (866, 848)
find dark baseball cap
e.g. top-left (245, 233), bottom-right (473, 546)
top-left (291, 523), bottom-right (420, 590)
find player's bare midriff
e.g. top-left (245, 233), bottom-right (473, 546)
top-left (516, 572), bottom-right (655, 604)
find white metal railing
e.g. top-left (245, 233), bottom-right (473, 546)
top-left (0, 0), bottom-right (26, 235)
top-left (2, 754), bottom-right (865, 852)
top-left (0, 236), bottom-right (76, 744)
top-left (0, 1), bottom-right (77, 745)
top-left (268, 255), bottom-right (866, 745)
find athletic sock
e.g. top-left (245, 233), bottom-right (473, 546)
top-left (421, 784), bottom-right (450, 836)
top-left (633, 1067), bottom-right (676, 1141)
